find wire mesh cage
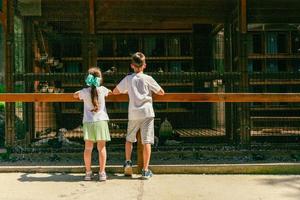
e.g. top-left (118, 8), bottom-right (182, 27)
top-left (2, 2), bottom-right (300, 155)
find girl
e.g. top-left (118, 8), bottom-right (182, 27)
top-left (74, 67), bottom-right (111, 181)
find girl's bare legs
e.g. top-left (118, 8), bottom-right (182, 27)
top-left (84, 141), bottom-right (94, 172)
top-left (97, 141), bottom-right (107, 173)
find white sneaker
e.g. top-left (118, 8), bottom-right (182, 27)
top-left (99, 172), bottom-right (107, 181)
top-left (84, 171), bottom-right (93, 181)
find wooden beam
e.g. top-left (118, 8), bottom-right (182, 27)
top-left (89, 0), bottom-right (95, 34)
top-left (0, 11), bottom-right (4, 26)
top-left (248, 0), bottom-right (300, 9)
top-left (4, 0), bottom-right (13, 90)
top-left (99, 0), bottom-right (234, 7)
top-left (224, 22), bottom-right (234, 141)
top-left (237, 0), bottom-right (249, 146)
top-left (247, 3), bottom-right (300, 23)
top-left (1, 1), bottom-right (7, 32)
top-left (248, 15), bottom-right (300, 24)
top-left (24, 18), bottom-right (34, 143)
top-left (2, 93), bottom-right (300, 103)
top-left (97, 21), bottom-right (195, 30)
top-left (3, 0), bottom-right (16, 147)
top-left (36, 13), bottom-right (227, 24)
top-left (32, 16), bottom-right (83, 22)
top-left (37, 1), bottom-right (232, 24)
top-left (211, 24), bottom-right (224, 36)
top-left (96, 0), bottom-right (234, 13)
top-left (33, 20), bottom-right (195, 32)
top-left (240, 0), bottom-right (247, 34)
top-left (97, 7), bottom-right (231, 17)
top-left (88, 0), bottom-right (97, 66)
top-left (81, 0), bottom-right (89, 71)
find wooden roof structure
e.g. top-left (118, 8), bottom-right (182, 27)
top-left (27, 0), bottom-right (300, 32)
top-left (38, 0), bottom-right (234, 27)
top-left (1, 0), bottom-right (300, 33)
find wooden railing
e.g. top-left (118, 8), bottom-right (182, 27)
top-left (1, 93), bottom-right (300, 102)
top-left (2, 92), bottom-right (300, 171)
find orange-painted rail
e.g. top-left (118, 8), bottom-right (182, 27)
top-left (1, 93), bottom-right (300, 102)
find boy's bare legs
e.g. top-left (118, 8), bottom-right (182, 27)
top-left (141, 143), bottom-right (153, 179)
top-left (143, 144), bottom-right (151, 171)
top-left (97, 141), bottom-right (107, 173)
top-left (124, 141), bottom-right (133, 176)
top-left (125, 141), bottom-right (133, 161)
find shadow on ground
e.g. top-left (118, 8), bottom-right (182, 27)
top-left (17, 173), bottom-right (142, 182)
top-left (258, 176), bottom-right (300, 199)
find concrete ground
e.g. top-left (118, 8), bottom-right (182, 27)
top-left (0, 173), bottom-right (299, 200)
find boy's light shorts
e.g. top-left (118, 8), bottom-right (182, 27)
top-left (126, 117), bottom-right (154, 144)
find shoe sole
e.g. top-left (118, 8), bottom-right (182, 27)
top-left (99, 176), bottom-right (107, 182)
top-left (84, 177), bottom-right (93, 181)
top-left (124, 167), bottom-right (133, 176)
top-left (84, 174), bottom-right (94, 181)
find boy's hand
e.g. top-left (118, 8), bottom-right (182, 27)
top-left (112, 87), bottom-right (121, 95)
top-left (156, 89), bottom-right (165, 96)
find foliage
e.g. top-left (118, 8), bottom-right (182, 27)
top-left (0, 85), bottom-right (4, 93)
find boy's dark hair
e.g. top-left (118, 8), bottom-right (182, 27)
top-left (131, 52), bottom-right (146, 68)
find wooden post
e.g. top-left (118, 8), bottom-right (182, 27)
top-left (193, 24), bottom-right (213, 72)
top-left (88, 0), bottom-right (97, 67)
top-left (136, 130), bottom-right (144, 173)
top-left (82, 0), bottom-right (89, 71)
top-left (88, 38), bottom-right (97, 68)
top-left (89, 0), bottom-right (95, 35)
top-left (4, 0), bottom-right (16, 147)
top-left (237, 0), bottom-right (250, 146)
top-left (224, 22), bottom-right (235, 142)
top-left (239, 0), bottom-right (247, 34)
top-left (0, 12), bottom-right (4, 29)
top-left (82, 0), bottom-right (97, 69)
top-left (24, 18), bottom-right (34, 143)
top-left (193, 24), bottom-right (213, 129)
top-left (0, 2), bottom-right (6, 32)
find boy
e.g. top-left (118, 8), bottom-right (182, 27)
top-left (113, 52), bottom-right (165, 179)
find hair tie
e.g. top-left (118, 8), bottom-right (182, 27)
top-left (85, 74), bottom-right (101, 87)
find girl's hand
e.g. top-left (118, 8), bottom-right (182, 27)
top-left (112, 87), bottom-right (121, 95)
top-left (73, 91), bottom-right (80, 99)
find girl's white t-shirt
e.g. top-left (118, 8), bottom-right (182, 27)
top-left (78, 86), bottom-right (110, 123)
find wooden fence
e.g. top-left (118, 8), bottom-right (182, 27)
top-left (1, 92), bottom-right (300, 148)
top-left (1, 93), bottom-right (300, 102)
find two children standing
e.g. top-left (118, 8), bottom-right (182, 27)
top-left (74, 52), bottom-right (165, 181)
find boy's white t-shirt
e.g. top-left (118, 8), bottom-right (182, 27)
top-left (116, 73), bottom-right (162, 120)
top-left (78, 86), bottom-right (110, 123)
